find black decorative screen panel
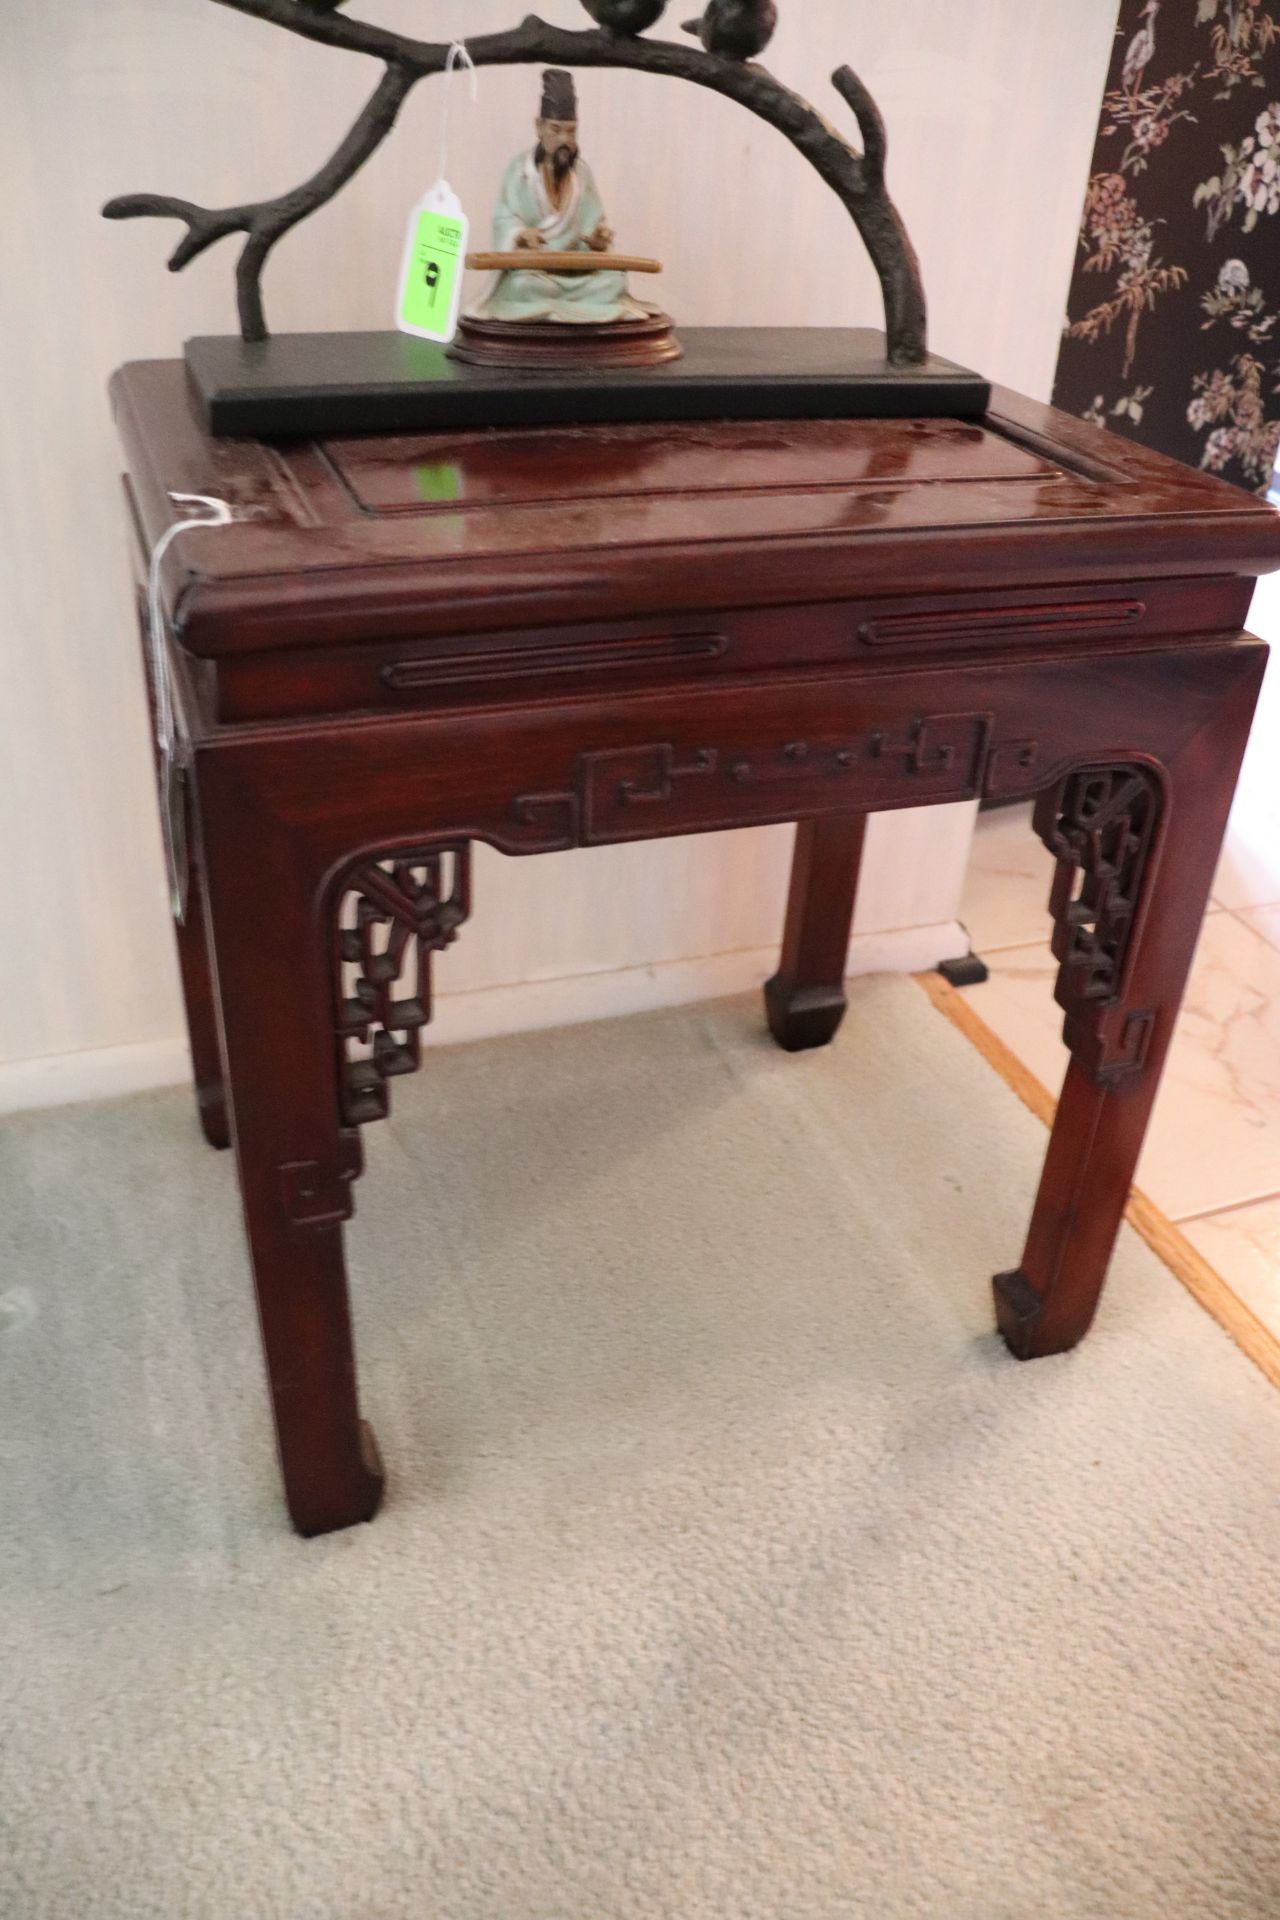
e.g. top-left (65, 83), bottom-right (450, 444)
top-left (1054, 1), bottom-right (1280, 497)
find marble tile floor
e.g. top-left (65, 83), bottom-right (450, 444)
top-left (955, 571), bottom-right (1280, 1339)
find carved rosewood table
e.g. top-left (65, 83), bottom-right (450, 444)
top-left (114, 361), bottom-right (1280, 1535)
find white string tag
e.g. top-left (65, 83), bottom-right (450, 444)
top-left (396, 43), bottom-right (476, 344)
top-left (146, 492), bottom-right (235, 923)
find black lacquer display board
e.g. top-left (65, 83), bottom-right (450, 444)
top-left (186, 328), bottom-right (991, 438)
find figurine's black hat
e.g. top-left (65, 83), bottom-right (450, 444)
top-left (540, 69), bottom-right (578, 120)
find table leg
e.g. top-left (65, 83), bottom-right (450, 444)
top-left (173, 830), bottom-right (230, 1151)
top-left (229, 1162), bottom-right (383, 1537)
top-left (765, 813), bottom-right (867, 1051)
top-left (136, 596), bottom-right (229, 1150)
top-left (198, 790), bottom-right (384, 1536)
top-left (995, 672), bottom-right (1261, 1358)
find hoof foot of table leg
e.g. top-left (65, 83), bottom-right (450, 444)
top-left (289, 1420), bottom-right (386, 1538)
top-left (995, 1267), bottom-right (1083, 1361)
top-left (197, 1083), bottom-right (231, 1151)
top-left (995, 1263), bottom-right (1102, 1359)
top-left (764, 975), bottom-right (848, 1053)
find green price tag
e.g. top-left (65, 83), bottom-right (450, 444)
top-left (397, 185), bottom-right (469, 343)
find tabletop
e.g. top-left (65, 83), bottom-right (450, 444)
top-left (114, 361), bottom-right (1280, 674)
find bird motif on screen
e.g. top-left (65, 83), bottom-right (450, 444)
top-left (579, 0), bottom-right (669, 31)
top-left (1121, 0), bottom-right (1160, 97)
top-left (682, 0), bottom-right (777, 60)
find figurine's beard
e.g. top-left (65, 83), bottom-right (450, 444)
top-left (536, 143), bottom-right (578, 182)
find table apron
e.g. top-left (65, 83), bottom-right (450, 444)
top-left (191, 638), bottom-right (1268, 887)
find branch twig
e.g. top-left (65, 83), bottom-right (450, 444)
top-left (105, 63), bottom-right (414, 340)
top-left (103, 2), bottom-right (927, 364)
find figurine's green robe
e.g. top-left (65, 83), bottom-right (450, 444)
top-left (467, 150), bottom-right (656, 325)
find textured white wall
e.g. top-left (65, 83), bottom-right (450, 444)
top-left (0, 0), bottom-right (1118, 1077)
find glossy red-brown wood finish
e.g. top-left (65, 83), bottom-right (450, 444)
top-left (113, 361), bottom-right (1280, 1535)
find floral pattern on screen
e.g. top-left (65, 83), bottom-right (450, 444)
top-left (1054, 0), bottom-right (1280, 496)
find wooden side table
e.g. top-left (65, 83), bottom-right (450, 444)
top-left (114, 363), bottom-right (1280, 1535)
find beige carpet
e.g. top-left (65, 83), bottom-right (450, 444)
top-left (3, 977), bottom-right (1280, 1919)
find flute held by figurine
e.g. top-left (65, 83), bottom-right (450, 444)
top-left (466, 251), bottom-right (663, 274)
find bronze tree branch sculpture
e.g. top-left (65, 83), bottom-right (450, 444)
top-left (103, 0), bottom-right (927, 365)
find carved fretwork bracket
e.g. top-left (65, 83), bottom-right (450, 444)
top-left (1032, 766), bottom-right (1162, 1086)
top-left (333, 845), bottom-right (471, 1126)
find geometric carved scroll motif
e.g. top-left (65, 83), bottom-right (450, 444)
top-left (512, 715), bottom-right (1002, 850)
top-left (334, 845), bottom-right (471, 1126)
top-left (1032, 766), bottom-right (1162, 1086)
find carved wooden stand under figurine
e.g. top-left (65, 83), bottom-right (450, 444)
top-left (114, 362), bottom-right (1280, 1535)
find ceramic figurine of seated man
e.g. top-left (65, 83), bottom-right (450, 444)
top-left (467, 68), bottom-right (660, 327)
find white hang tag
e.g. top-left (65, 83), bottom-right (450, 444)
top-left (396, 41), bottom-right (476, 346)
top-left (396, 179), bottom-right (470, 345)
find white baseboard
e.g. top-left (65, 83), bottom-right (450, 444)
top-left (0, 1037), bottom-right (195, 1117)
top-left (0, 921), bottom-right (968, 1117)
top-left (430, 921), bottom-right (967, 1048)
